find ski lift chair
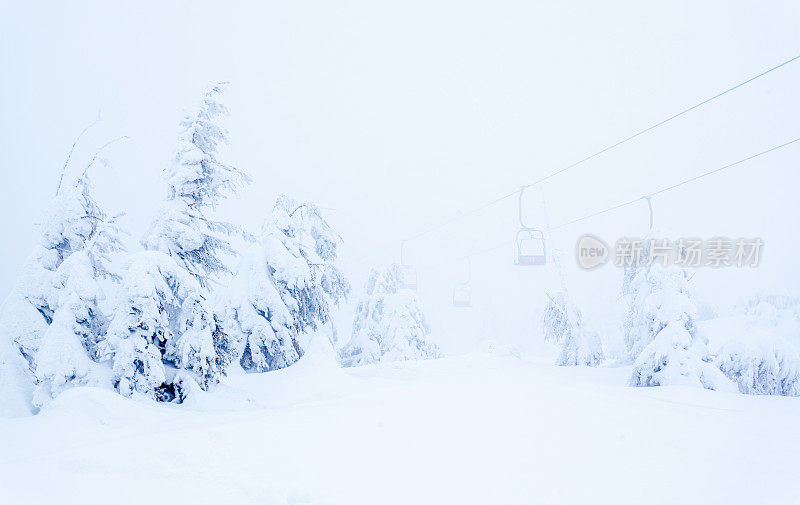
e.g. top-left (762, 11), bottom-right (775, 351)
top-left (514, 186), bottom-right (547, 266)
top-left (399, 240), bottom-right (418, 290)
top-left (400, 265), bottom-right (418, 291)
top-left (515, 228), bottom-right (546, 266)
top-left (452, 283), bottom-right (472, 307)
top-left (452, 257), bottom-right (472, 307)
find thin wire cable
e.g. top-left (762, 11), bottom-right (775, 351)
top-left (551, 136), bottom-right (800, 230)
top-left (404, 189), bottom-right (521, 242)
top-left (357, 53), bottom-right (800, 260)
top-left (422, 239), bottom-right (516, 271)
top-left (522, 54), bottom-right (800, 190)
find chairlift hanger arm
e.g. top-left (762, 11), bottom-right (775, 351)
top-left (640, 196), bottom-right (654, 231)
top-left (518, 185), bottom-right (531, 229)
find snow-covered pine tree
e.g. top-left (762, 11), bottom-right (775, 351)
top-left (223, 195), bottom-right (350, 372)
top-left (622, 235), bottom-right (696, 360)
top-left (543, 292), bottom-right (571, 344)
top-left (622, 235), bottom-right (730, 389)
top-left (142, 81), bottom-right (250, 289)
top-left (0, 127), bottom-right (127, 413)
top-left (340, 264), bottom-right (440, 367)
top-left (107, 251), bottom-right (221, 401)
top-left (545, 293), bottom-right (604, 366)
top-left (29, 171), bottom-right (124, 408)
top-left (132, 82), bottom-right (248, 393)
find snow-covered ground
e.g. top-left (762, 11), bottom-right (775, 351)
top-left (2, 341), bottom-right (798, 505)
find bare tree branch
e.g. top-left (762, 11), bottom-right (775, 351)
top-left (80, 135), bottom-right (129, 180)
top-left (55, 111), bottom-right (101, 196)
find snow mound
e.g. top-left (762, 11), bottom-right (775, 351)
top-left (203, 335), bottom-right (360, 411)
top-left (38, 386), bottom-right (166, 424)
top-left (475, 339), bottom-right (522, 359)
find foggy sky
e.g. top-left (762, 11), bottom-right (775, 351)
top-left (2, 0), bottom-right (798, 353)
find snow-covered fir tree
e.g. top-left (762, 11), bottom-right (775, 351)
top-left (545, 293), bottom-right (604, 367)
top-left (622, 235), bottom-right (731, 389)
top-left (107, 251), bottom-right (225, 401)
top-left (223, 195), bottom-right (350, 372)
top-left (0, 168), bottom-right (125, 409)
top-left (716, 301), bottom-right (800, 396)
top-left (543, 292), bottom-right (571, 344)
top-left (123, 82), bottom-right (248, 397)
top-left (32, 205), bottom-right (124, 407)
top-left (340, 264), bottom-right (440, 367)
top-left (142, 81), bottom-right (250, 289)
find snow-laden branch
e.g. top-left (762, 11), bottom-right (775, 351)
top-left (55, 112), bottom-right (101, 196)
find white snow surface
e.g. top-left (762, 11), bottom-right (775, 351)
top-left (2, 343), bottom-right (799, 504)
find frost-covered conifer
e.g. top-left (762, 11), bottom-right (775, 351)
top-left (28, 173), bottom-right (123, 408)
top-left (108, 251), bottom-right (221, 401)
top-left (340, 264), bottom-right (439, 367)
top-left (142, 82), bottom-right (250, 289)
top-left (629, 320), bottom-right (733, 389)
top-left (132, 82), bottom-right (248, 394)
top-left (543, 292), bottom-right (571, 344)
top-left (622, 237), bottom-right (697, 360)
top-left (623, 236), bottom-right (730, 389)
top-left (716, 301), bottom-right (800, 396)
top-left (223, 196), bottom-right (350, 372)
top-left (0, 133), bottom-right (125, 413)
top-left (546, 293), bottom-right (604, 367)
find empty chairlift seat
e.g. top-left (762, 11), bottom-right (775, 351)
top-left (452, 283), bottom-right (471, 307)
top-left (400, 265), bottom-right (418, 290)
top-left (515, 228), bottom-right (546, 266)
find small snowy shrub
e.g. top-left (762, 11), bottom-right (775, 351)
top-left (716, 301), bottom-right (800, 396)
top-left (717, 339), bottom-right (800, 396)
top-left (695, 299), bottom-right (719, 322)
top-left (340, 264), bottom-right (440, 367)
top-left (742, 294), bottom-right (800, 317)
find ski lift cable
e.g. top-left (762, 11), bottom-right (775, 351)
top-left (419, 54), bottom-right (799, 236)
top-left (517, 53), bottom-right (800, 191)
top-left (358, 53), bottom-right (800, 260)
top-left (549, 136), bottom-right (800, 230)
top-left (421, 135), bottom-right (800, 269)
